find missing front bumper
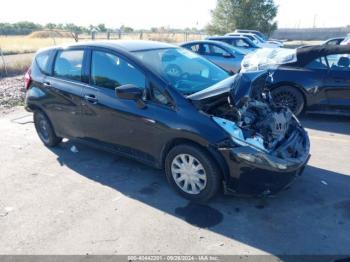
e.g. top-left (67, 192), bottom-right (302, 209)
top-left (219, 129), bottom-right (310, 197)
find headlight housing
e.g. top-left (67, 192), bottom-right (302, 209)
top-left (212, 117), bottom-right (267, 152)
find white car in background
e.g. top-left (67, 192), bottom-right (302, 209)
top-left (341, 34), bottom-right (350, 45)
top-left (225, 32), bottom-right (283, 48)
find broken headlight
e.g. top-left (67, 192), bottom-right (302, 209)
top-left (213, 117), bottom-right (268, 152)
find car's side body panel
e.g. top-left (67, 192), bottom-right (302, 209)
top-left (26, 44), bottom-right (230, 170)
top-left (270, 66), bottom-right (329, 111)
top-left (265, 45), bottom-right (350, 114)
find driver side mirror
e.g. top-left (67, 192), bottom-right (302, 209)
top-left (116, 84), bottom-right (143, 100)
top-left (115, 84), bottom-right (147, 109)
top-left (223, 53), bottom-right (234, 58)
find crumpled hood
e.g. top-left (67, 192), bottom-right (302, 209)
top-left (188, 71), bottom-right (270, 105)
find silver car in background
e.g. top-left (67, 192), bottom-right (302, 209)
top-left (180, 40), bottom-right (247, 73)
top-left (226, 32), bottom-right (283, 48)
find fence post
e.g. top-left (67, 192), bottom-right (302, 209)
top-left (107, 31), bottom-right (111, 40)
top-left (50, 30), bottom-right (57, 45)
top-left (184, 32), bottom-right (188, 42)
top-left (0, 47), bottom-right (8, 77)
top-left (139, 31), bottom-right (143, 40)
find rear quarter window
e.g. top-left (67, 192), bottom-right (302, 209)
top-left (35, 50), bottom-right (52, 75)
top-left (53, 50), bottom-right (84, 81)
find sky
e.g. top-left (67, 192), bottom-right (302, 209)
top-left (1, 0), bottom-right (350, 29)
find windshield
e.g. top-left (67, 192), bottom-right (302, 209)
top-left (133, 48), bottom-right (229, 95)
top-left (253, 34), bottom-right (265, 43)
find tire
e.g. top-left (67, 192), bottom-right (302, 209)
top-left (165, 144), bottom-right (221, 202)
top-left (33, 111), bottom-right (62, 147)
top-left (271, 86), bottom-right (305, 116)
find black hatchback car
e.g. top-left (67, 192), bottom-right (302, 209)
top-left (25, 41), bottom-right (310, 201)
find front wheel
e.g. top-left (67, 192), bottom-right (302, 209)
top-left (34, 111), bottom-right (62, 147)
top-left (271, 86), bottom-right (305, 116)
top-left (165, 144), bottom-right (221, 202)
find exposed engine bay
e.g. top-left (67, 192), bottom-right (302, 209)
top-left (210, 96), bottom-right (294, 152)
top-left (189, 72), bottom-right (307, 160)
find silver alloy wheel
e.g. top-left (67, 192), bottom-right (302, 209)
top-left (171, 154), bottom-right (207, 195)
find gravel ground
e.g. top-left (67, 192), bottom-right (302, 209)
top-left (0, 76), bottom-right (26, 113)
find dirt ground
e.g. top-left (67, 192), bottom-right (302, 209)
top-left (0, 76), bottom-right (26, 112)
top-left (0, 107), bottom-right (350, 256)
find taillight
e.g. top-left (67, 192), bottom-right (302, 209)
top-left (24, 67), bottom-right (32, 90)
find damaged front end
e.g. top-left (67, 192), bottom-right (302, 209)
top-left (189, 72), bottom-right (310, 197)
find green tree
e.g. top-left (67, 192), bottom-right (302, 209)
top-left (64, 23), bottom-right (84, 42)
top-left (97, 23), bottom-right (107, 32)
top-left (207, 0), bottom-right (278, 36)
top-left (45, 23), bottom-right (57, 30)
top-left (123, 26), bottom-right (134, 33)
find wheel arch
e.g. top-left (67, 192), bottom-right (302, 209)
top-left (160, 138), bottom-right (230, 182)
top-left (30, 105), bottom-right (61, 138)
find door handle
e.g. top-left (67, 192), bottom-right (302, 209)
top-left (43, 81), bottom-right (51, 87)
top-left (84, 94), bottom-right (98, 104)
top-left (142, 118), bottom-right (156, 125)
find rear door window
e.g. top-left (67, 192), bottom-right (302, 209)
top-left (211, 45), bottom-right (230, 57)
top-left (91, 51), bottom-right (146, 89)
top-left (53, 50), bottom-right (84, 81)
top-left (327, 54), bottom-right (350, 71)
top-left (235, 39), bottom-right (250, 48)
top-left (35, 50), bottom-right (52, 75)
top-left (187, 44), bottom-right (200, 52)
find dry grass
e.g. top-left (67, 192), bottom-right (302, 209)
top-left (0, 33), bottom-right (204, 56)
top-left (0, 36), bottom-right (75, 55)
top-left (28, 30), bottom-right (72, 38)
top-left (0, 53), bottom-right (33, 76)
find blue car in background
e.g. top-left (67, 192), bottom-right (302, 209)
top-left (180, 40), bottom-right (246, 73)
top-left (206, 36), bottom-right (259, 53)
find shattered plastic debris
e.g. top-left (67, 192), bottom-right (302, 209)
top-left (321, 180), bottom-right (328, 186)
top-left (0, 207), bottom-right (14, 217)
top-left (70, 145), bottom-right (79, 153)
top-left (112, 196), bottom-right (123, 202)
top-left (4, 207), bottom-right (14, 212)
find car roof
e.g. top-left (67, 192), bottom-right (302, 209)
top-left (181, 39), bottom-right (232, 47)
top-left (234, 32), bottom-right (253, 35)
top-left (289, 45), bottom-right (350, 67)
top-left (44, 40), bottom-right (176, 52)
top-left (326, 37), bottom-right (345, 40)
top-left (235, 29), bottom-right (261, 33)
top-left (207, 35), bottom-right (249, 40)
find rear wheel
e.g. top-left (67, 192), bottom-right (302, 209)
top-left (271, 86), bottom-right (305, 116)
top-left (165, 144), bottom-right (221, 202)
top-left (34, 111), bottom-right (62, 147)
